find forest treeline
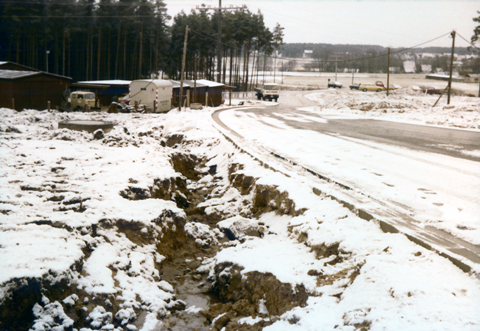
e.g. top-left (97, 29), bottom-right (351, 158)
top-left (0, 0), bottom-right (284, 89)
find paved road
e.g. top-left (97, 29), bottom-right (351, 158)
top-left (212, 91), bottom-right (480, 272)
top-left (242, 92), bottom-right (480, 162)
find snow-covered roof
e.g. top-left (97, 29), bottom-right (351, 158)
top-left (183, 80), bottom-right (207, 88)
top-left (0, 69), bottom-right (71, 80)
top-left (170, 80), bottom-right (191, 88)
top-left (0, 70), bottom-right (37, 79)
top-left (130, 79), bottom-right (172, 88)
top-left (195, 79), bottom-right (224, 87)
top-left (78, 80), bottom-right (132, 85)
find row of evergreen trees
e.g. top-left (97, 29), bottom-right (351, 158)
top-left (0, 0), bottom-right (284, 88)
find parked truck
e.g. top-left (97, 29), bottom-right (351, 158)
top-left (255, 83), bottom-right (279, 102)
top-left (70, 91), bottom-right (96, 111)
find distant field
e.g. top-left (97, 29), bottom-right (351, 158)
top-left (270, 72), bottom-right (480, 96)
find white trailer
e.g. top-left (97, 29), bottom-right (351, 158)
top-left (129, 79), bottom-right (172, 112)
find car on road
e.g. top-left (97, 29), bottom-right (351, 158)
top-left (349, 83), bottom-right (360, 90)
top-left (423, 86), bottom-right (445, 95)
top-left (360, 84), bottom-right (385, 92)
top-left (328, 81), bottom-right (342, 89)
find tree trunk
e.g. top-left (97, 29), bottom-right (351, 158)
top-left (132, 34), bottom-right (138, 79)
top-left (54, 31), bottom-right (59, 74)
top-left (123, 29), bottom-right (127, 79)
top-left (62, 26), bottom-right (66, 76)
top-left (86, 29), bottom-right (90, 80)
top-left (107, 32), bottom-right (111, 78)
top-left (228, 48), bottom-right (233, 86)
top-left (138, 24), bottom-right (143, 79)
top-left (97, 27), bottom-right (101, 80)
top-left (115, 24), bottom-right (121, 79)
top-left (16, 34), bottom-right (20, 63)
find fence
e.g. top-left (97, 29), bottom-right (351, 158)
top-left (223, 91), bottom-right (257, 100)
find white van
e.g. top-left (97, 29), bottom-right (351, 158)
top-left (129, 80), bottom-right (173, 112)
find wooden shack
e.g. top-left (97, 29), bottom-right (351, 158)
top-left (196, 79), bottom-right (225, 107)
top-left (0, 70), bottom-right (71, 111)
top-left (171, 79), bottom-right (226, 108)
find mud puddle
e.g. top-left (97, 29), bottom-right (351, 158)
top-left (160, 255), bottom-right (219, 330)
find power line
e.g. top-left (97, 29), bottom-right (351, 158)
top-left (185, 28), bottom-right (460, 70)
top-left (456, 33), bottom-right (480, 51)
top-left (1, 0), bottom-right (166, 6)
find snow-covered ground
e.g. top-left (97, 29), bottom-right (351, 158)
top-left (1, 91), bottom-right (479, 331)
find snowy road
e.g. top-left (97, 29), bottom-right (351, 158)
top-left (213, 92), bottom-right (480, 269)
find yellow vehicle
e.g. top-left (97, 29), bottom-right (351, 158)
top-left (360, 83), bottom-right (385, 92)
top-left (70, 91), bottom-right (96, 111)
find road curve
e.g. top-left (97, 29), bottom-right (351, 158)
top-left (211, 96), bottom-right (480, 273)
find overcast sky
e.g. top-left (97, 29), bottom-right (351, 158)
top-left (163, 0), bottom-right (479, 48)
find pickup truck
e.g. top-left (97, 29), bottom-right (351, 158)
top-left (255, 83), bottom-right (279, 102)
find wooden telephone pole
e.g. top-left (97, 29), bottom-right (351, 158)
top-left (196, 2), bottom-right (245, 83)
top-left (447, 30), bottom-right (456, 105)
top-left (179, 25), bottom-right (188, 111)
top-left (387, 47), bottom-right (390, 97)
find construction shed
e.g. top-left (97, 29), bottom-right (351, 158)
top-left (171, 79), bottom-right (226, 108)
top-left (0, 70), bottom-right (71, 111)
top-left (196, 79), bottom-right (225, 107)
top-left (129, 79), bottom-right (173, 112)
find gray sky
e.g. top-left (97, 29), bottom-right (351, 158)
top-left (164, 0), bottom-right (479, 48)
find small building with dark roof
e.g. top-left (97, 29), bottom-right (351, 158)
top-left (0, 69), bottom-right (71, 111)
top-left (171, 79), bottom-right (227, 107)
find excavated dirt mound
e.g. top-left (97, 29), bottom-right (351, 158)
top-left (202, 263), bottom-right (308, 330)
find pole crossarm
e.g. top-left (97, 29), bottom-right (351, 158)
top-left (195, 5), bottom-right (246, 11)
top-left (195, 3), bottom-right (244, 83)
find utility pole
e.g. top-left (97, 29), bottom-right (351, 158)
top-left (46, 50), bottom-right (50, 73)
top-left (387, 47), bottom-right (390, 97)
top-left (197, 3), bottom-right (245, 83)
top-left (216, 0), bottom-right (222, 83)
top-left (179, 25), bottom-right (188, 111)
top-left (447, 30), bottom-right (456, 105)
top-left (335, 61), bottom-right (338, 81)
top-left (194, 53), bottom-right (197, 103)
top-left (331, 53), bottom-right (343, 82)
